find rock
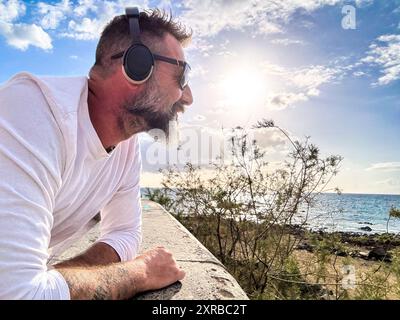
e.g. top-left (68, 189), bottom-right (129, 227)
top-left (360, 226), bottom-right (372, 232)
top-left (349, 250), bottom-right (360, 258)
top-left (301, 283), bottom-right (324, 297)
top-left (319, 288), bottom-right (335, 300)
top-left (348, 250), bottom-right (369, 260)
top-left (288, 225), bottom-right (304, 237)
top-left (334, 249), bottom-right (348, 257)
top-left (296, 242), bottom-right (314, 252)
top-left (368, 246), bottom-right (392, 262)
top-left (359, 251), bottom-right (370, 259)
top-left (358, 221), bottom-right (373, 225)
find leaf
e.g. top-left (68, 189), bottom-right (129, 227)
top-left (389, 207), bottom-right (400, 219)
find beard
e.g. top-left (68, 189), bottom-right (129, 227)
top-left (122, 81), bottom-right (184, 140)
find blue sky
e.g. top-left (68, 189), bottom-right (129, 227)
top-left (0, 0), bottom-right (399, 194)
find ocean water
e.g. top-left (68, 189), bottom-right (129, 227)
top-left (141, 188), bottom-right (400, 234)
top-left (294, 193), bottom-right (400, 234)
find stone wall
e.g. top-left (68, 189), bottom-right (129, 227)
top-left (53, 199), bottom-right (249, 300)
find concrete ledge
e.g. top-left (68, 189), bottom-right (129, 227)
top-left (54, 199), bottom-right (249, 300)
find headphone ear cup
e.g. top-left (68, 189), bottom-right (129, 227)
top-left (123, 44), bottom-right (154, 84)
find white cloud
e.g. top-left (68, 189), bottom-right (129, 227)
top-left (263, 63), bottom-right (342, 109)
top-left (0, 0), bottom-right (347, 54)
top-left (290, 65), bottom-right (339, 89)
top-left (267, 92), bottom-right (308, 110)
top-left (37, 0), bottom-right (71, 30)
top-left (0, 21), bottom-right (52, 50)
top-left (377, 34), bottom-right (400, 43)
top-left (252, 127), bottom-right (288, 152)
top-left (256, 20), bottom-right (283, 35)
top-left (374, 178), bottom-right (400, 187)
top-left (355, 0), bottom-right (374, 7)
top-left (353, 71), bottom-right (366, 77)
top-left (179, 0), bottom-right (260, 37)
top-left (210, 56), bottom-right (349, 112)
top-left (73, 0), bottom-right (95, 17)
top-left (270, 38), bottom-right (305, 46)
top-left (157, 0), bottom-right (173, 11)
top-left (260, 61), bottom-right (287, 76)
top-left (2, 0), bottom-right (345, 50)
top-left (0, 0), bottom-right (53, 51)
top-left (361, 34), bottom-right (400, 86)
top-left (179, 0), bottom-right (341, 38)
top-left (187, 38), bottom-right (214, 57)
top-left (35, 0), bottom-right (148, 40)
top-left (366, 162), bottom-right (400, 172)
top-left (189, 64), bottom-right (208, 79)
top-left (0, 0), bottom-right (25, 22)
top-left (65, 17), bottom-right (104, 40)
top-left (206, 57), bottom-right (347, 113)
top-left (307, 88), bottom-right (320, 96)
top-left (261, 62), bottom-right (341, 89)
top-left (62, 3), bottom-right (118, 40)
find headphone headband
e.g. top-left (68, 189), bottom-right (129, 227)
top-left (125, 7), bottom-right (141, 45)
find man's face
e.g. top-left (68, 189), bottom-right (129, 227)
top-left (121, 33), bottom-right (193, 138)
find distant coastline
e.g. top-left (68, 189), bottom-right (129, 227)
top-left (141, 188), bottom-right (400, 235)
top-left (322, 192), bottom-right (400, 196)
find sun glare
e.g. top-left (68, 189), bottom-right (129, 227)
top-left (219, 67), bottom-right (267, 108)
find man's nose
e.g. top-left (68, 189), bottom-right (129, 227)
top-left (180, 85), bottom-right (193, 106)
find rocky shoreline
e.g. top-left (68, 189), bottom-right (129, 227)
top-left (288, 225), bottom-right (400, 263)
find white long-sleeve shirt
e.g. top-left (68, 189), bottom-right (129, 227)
top-left (0, 72), bottom-right (142, 299)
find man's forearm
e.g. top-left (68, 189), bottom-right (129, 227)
top-left (54, 260), bottom-right (146, 300)
top-left (53, 242), bottom-right (140, 299)
top-left (53, 246), bottom-right (185, 300)
top-left (54, 242), bottom-right (121, 268)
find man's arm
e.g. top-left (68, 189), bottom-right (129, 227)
top-left (0, 77), bottom-right (72, 299)
top-left (96, 135), bottom-right (143, 262)
top-left (54, 246), bottom-right (185, 300)
top-left (54, 242), bottom-right (120, 268)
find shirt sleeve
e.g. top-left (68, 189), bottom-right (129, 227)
top-left (96, 136), bottom-right (143, 262)
top-left (0, 77), bottom-right (70, 299)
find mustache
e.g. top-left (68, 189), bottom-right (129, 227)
top-left (172, 103), bottom-right (185, 114)
top-left (125, 102), bottom-right (184, 135)
top-left (132, 103), bottom-right (184, 120)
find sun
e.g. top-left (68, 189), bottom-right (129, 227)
top-left (219, 67), bottom-right (267, 108)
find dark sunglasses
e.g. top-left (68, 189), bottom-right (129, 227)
top-left (111, 51), bottom-right (191, 90)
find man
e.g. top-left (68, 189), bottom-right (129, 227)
top-left (0, 8), bottom-right (193, 299)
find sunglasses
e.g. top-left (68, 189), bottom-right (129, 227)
top-left (111, 51), bottom-right (191, 90)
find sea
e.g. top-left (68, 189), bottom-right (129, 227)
top-left (141, 189), bottom-right (400, 235)
top-left (294, 193), bottom-right (400, 235)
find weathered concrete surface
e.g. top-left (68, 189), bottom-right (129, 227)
top-left (54, 199), bottom-right (248, 300)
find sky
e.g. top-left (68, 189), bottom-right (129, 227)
top-left (0, 0), bottom-right (399, 194)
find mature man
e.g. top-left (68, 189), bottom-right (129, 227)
top-left (0, 8), bottom-right (193, 299)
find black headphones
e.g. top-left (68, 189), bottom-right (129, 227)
top-left (122, 7), bottom-right (154, 84)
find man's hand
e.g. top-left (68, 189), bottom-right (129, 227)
top-left (54, 246), bottom-right (185, 299)
top-left (134, 246), bottom-right (186, 292)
